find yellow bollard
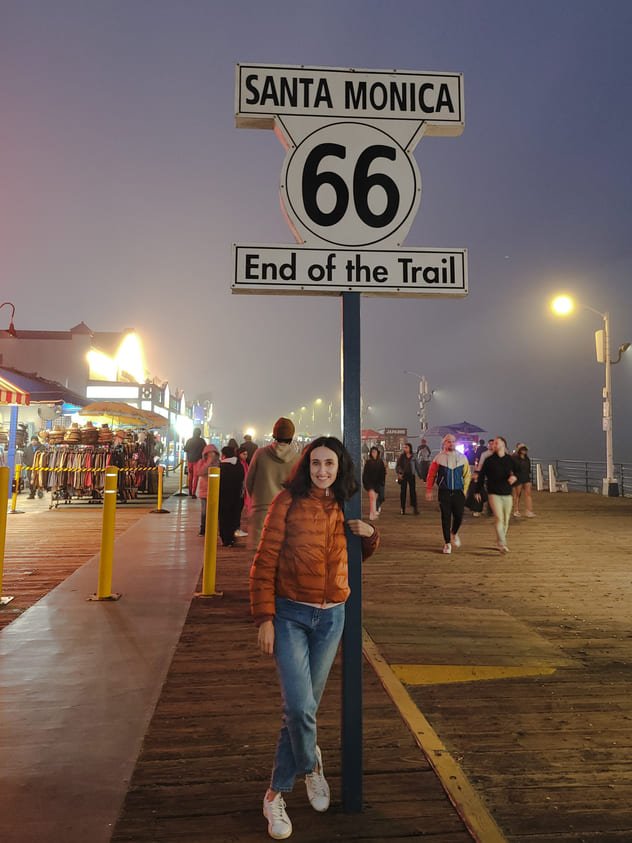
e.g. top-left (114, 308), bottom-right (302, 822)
top-left (8, 463), bottom-right (25, 515)
top-left (150, 465), bottom-right (170, 513)
top-left (197, 466), bottom-right (223, 598)
top-left (0, 466), bottom-right (15, 606)
top-left (174, 459), bottom-right (186, 497)
top-left (89, 467), bottom-right (121, 601)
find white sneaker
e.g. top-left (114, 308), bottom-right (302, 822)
top-left (451, 533), bottom-right (461, 548)
top-left (525, 511), bottom-right (536, 518)
top-left (513, 511), bottom-right (522, 518)
top-left (497, 543), bottom-right (510, 553)
top-left (442, 543), bottom-right (452, 554)
top-left (263, 793), bottom-right (292, 840)
top-left (305, 745), bottom-right (330, 812)
top-left (472, 512), bottom-right (481, 518)
top-left (234, 529), bottom-right (248, 537)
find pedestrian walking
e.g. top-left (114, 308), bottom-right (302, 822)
top-left (23, 435), bottom-right (44, 499)
top-left (219, 445), bottom-right (245, 547)
top-left (195, 444), bottom-right (220, 536)
top-left (473, 438), bottom-right (488, 469)
top-left (246, 417), bottom-right (301, 551)
top-left (235, 445), bottom-right (251, 537)
top-left (183, 428), bottom-right (206, 498)
top-left (396, 442), bottom-right (419, 515)
top-left (426, 433), bottom-right (471, 554)
top-left (415, 438), bottom-right (432, 481)
top-left (512, 443), bottom-right (535, 518)
top-left (239, 433), bottom-right (258, 465)
top-left (362, 445), bottom-right (386, 521)
top-left (250, 436), bottom-right (379, 840)
top-left (474, 435), bottom-right (517, 553)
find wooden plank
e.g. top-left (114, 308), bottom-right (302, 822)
top-left (1, 506), bottom-right (149, 630)
top-left (361, 479), bottom-right (632, 840)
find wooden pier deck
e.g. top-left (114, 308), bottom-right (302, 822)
top-left (3, 478), bottom-right (632, 841)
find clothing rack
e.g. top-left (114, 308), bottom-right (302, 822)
top-left (31, 441), bottom-right (157, 508)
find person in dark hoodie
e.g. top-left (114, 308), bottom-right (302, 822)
top-left (246, 417), bottom-right (301, 551)
top-left (219, 445), bottom-right (246, 547)
top-left (362, 446), bottom-right (386, 521)
top-left (474, 435), bottom-right (517, 553)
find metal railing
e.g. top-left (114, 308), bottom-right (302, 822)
top-left (531, 459), bottom-right (632, 497)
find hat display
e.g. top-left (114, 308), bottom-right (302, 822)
top-left (64, 422), bottom-right (82, 444)
top-left (98, 424), bottom-right (113, 444)
top-left (48, 426), bottom-right (66, 445)
top-left (272, 417), bottom-right (295, 440)
top-left (81, 421), bottom-right (99, 445)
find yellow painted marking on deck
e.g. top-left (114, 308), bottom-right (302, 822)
top-left (363, 630), bottom-right (508, 843)
top-left (392, 663), bottom-right (557, 685)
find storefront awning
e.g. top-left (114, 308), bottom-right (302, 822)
top-left (0, 375), bottom-right (30, 406)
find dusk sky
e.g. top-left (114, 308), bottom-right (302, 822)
top-left (2, 1), bottom-right (632, 461)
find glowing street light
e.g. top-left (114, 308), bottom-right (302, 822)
top-left (550, 294), bottom-right (574, 316)
top-left (550, 293), bottom-right (630, 496)
top-left (312, 397), bottom-right (323, 423)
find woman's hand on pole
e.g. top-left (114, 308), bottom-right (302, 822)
top-left (346, 518), bottom-right (375, 538)
top-left (257, 620), bottom-right (275, 656)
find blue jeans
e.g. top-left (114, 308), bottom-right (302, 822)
top-left (271, 597), bottom-right (345, 792)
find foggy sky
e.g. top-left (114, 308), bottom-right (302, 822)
top-left (2, 0), bottom-right (632, 460)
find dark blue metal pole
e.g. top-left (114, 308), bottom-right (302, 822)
top-left (341, 291), bottom-right (363, 812)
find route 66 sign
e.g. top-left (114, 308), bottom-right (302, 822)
top-left (281, 120), bottom-right (419, 248)
top-left (234, 63), bottom-right (467, 296)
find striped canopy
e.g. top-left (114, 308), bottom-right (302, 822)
top-left (0, 375), bottom-right (30, 405)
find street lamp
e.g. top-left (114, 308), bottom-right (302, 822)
top-left (404, 371), bottom-right (434, 436)
top-left (312, 397), bottom-right (323, 423)
top-left (0, 302), bottom-right (17, 337)
top-left (551, 294), bottom-right (630, 496)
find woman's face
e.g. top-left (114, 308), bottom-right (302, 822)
top-left (310, 446), bottom-right (339, 489)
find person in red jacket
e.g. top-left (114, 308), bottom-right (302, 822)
top-left (250, 436), bottom-right (379, 841)
top-left (194, 444), bottom-right (219, 536)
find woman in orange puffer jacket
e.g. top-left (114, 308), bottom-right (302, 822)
top-left (250, 436), bottom-right (379, 841)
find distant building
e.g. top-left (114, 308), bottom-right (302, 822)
top-left (0, 321), bottom-right (199, 455)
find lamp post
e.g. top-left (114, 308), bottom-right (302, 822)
top-left (404, 371), bottom-right (434, 437)
top-left (551, 295), bottom-right (630, 496)
top-left (0, 302), bottom-right (17, 337)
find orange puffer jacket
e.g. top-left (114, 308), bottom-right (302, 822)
top-left (250, 487), bottom-right (379, 625)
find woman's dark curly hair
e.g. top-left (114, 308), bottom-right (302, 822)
top-left (285, 436), bottom-right (359, 503)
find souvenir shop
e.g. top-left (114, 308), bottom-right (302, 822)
top-left (1, 369), bottom-right (164, 505)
